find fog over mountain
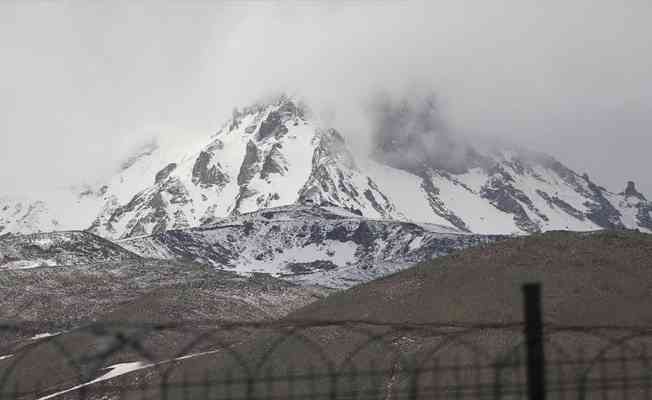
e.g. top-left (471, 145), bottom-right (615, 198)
top-left (1, 1), bottom-right (651, 195)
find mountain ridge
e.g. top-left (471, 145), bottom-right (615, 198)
top-left (1, 95), bottom-right (650, 238)
top-left (116, 204), bottom-right (502, 288)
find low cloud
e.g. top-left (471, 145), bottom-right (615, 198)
top-left (363, 87), bottom-right (472, 174)
top-left (1, 1), bottom-right (651, 195)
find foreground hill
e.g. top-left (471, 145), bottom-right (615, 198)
top-left (3, 231), bottom-right (651, 399)
top-left (291, 229), bottom-right (652, 325)
top-left (153, 231), bottom-right (652, 399)
top-left (0, 259), bottom-right (327, 398)
top-left (2, 96), bottom-right (651, 239)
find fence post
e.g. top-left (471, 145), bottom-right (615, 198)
top-left (523, 283), bottom-right (545, 400)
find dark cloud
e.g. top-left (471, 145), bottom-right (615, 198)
top-left (366, 88), bottom-right (476, 175)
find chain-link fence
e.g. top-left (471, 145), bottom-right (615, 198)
top-left (1, 285), bottom-right (651, 400)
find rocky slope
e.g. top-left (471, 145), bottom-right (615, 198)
top-left (0, 231), bottom-right (141, 270)
top-left (118, 204), bottom-right (503, 288)
top-left (1, 96), bottom-right (650, 239)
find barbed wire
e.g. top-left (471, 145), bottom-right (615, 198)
top-left (1, 320), bottom-right (651, 400)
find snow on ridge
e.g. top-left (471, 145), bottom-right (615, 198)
top-left (120, 204), bottom-right (505, 289)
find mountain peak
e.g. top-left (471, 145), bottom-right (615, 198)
top-left (3, 96), bottom-right (652, 238)
top-left (623, 181), bottom-right (646, 200)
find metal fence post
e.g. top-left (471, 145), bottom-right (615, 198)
top-left (523, 283), bottom-right (546, 400)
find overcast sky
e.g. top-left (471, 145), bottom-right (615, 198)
top-left (1, 1), bottom-right (651, 196)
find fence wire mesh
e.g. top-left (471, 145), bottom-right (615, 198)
top-left (1, 319), bottom-right (651, 400)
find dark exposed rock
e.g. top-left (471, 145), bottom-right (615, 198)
top-left (351, 221), bottom-right (375, 248)
top-left (636, 205), bottom-right (652, 231)
top-left (481, 178), bottom-right (540, 233)
top-left (255, 193), bottom-right (280, 207)
top-left (623, 181), bottom-right (646, 201)
top-left (348, 208), bottom-right (363, 216)
top-left (260, 144), bottom-right (287, 179)
top-left (155, 163), bottom-right (177, 184)
top-left (618, 182), bottom-right (652, 231)
top-left (165, 179), bottom-right (191, 205)
top-left (277, 100), bottom-right (299, 118)
top-left (363, 189), bottom-right (383, 215)
top-left (420, 177), bottom-right (470, 232)
top-left (0, 231), bottom-right (141, 266)
top-left (536, 190), bottom-right (585, 221)
top-left (192, 149), bottom-right (230, 188)
top-left (237, 141), bottom-right (262, 186)
top-left (485, 164), bottom-right (515, 183)
top-left (584, 179), bottom-right (624, 229)
top-left (160, 230), bottom-right (236, 266)
top-left (242, 221), bottom-right (254, 236)
top-left (297, 128), bottom-right (374, 211)
top-left (307, 223), bottom-right (324, 246)
top-left (325, 225), bottom-right (350, 242)
top-left (535, 155), bottom-right (625, 230)
top-left (285, 260), bottom-right (338, 275)
top-left (232, 186), bottom-right (258, 215)
top-left (367, 178), bottom-right (391, 206)
top-left (362, 177), bottom-right (395, 217)
top-left (257, 111), bottom-right (288, 141)
top-left (337, 169), bottom-right (360, 199)
top-left (128, 220), bottom-right (151, 237)
top-left (100, 177), bottom-right (191, 239)
top-left (229, 108), bottom-right (242, 131)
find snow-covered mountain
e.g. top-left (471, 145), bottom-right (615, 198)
top-left (1, 95), bottom-right (650, 239)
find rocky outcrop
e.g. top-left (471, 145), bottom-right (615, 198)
top-left (584, 179), bottom-right (624, 229)
top-left (260, 144), bottom-right (288, 179)
top-left (536, 190), bottom-right (586, 221)
top-left (420, 176), bottom-right (470, 232)
top-left (623, 181), bottom-right (646, 201)
top-left (480, 166), bottom-right (545, 233)
top-left (619, 181), bottom-right (652, 231)
top-left (257, 111), bottom-right (288, 141)
top-left (192, 144), bottom-right (230, 188)
top-left (120, 205), bottom-right (506, 289)
top-left (0, 230), bottom-right (141, 268)
top-left (237, 141), bottom-right (262, 186)
top-left (155, 163), bottom-right (177, 184)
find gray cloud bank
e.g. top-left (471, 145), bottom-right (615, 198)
top-left (1, 1), bottom-right (651, 195)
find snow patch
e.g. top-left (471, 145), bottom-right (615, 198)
top-left (35, 349), bottom-right (224, 400)
top-left (36, 362), bottom-right (150, 400)
top-left (30, 332), bottom-right (61, 340)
